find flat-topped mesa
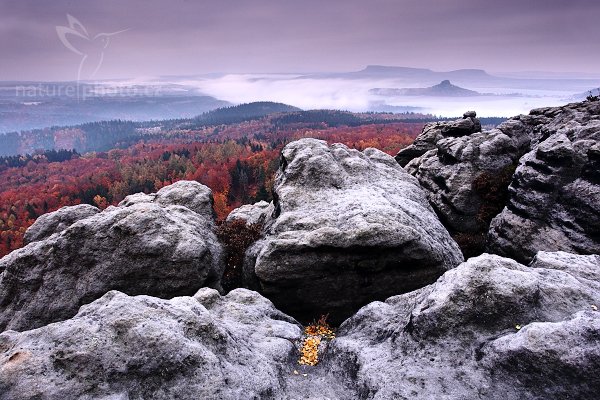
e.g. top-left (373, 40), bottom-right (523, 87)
top-left (243, 138), bottom-right (463, 324)
top-left (395, 111), bottom-right (482, 167)
top-left (0, 181), bottom-right (224, 332)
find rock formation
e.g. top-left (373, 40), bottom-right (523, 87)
top-left (406, 127), bottom-right (518, 231)
top-left (395, 111), bottom-right (482, 167)
top-left (0, 101), bottom-right (598, 399)
top-left (0, 181), bottom-right (224, 332)
top-left (398, 101), bottom-right (599, 260)
top-left (244, 139), bottom-right (463, 323)
top-left (226, 200), bottom-right (273, 226)
top-left (0, 288), bottom-right (301, 399)
top-left (326, 252), bottom-right (600, 399)
top-left (396, 110), bottom-right (526, 243)
top-left (395, 113), bottom-right (491, 256)
top-left (488, 101), bottom-right (600, 262)
top-left (1, 252), bottom-right (598, 399)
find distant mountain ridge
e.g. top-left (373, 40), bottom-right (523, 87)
top-left (360, 65), bottom-right (492, 79)
top-left (0, 102), bottom-right (438, 157)
top-left (192, 102), bottom-right (301, 125)
top-left (306, 65), bottom-right (495, 83)
top-left (0, 102), bottom-right (300, 156)
top-left (371, 80), bottom-right (481, 97)
top-left (0, 80), bottom-right (231, 133)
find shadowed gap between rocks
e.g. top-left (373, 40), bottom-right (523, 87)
top-left (446, 163), bottom-right (516, 259)
top-left (253, 245), bottom-right (447, 326)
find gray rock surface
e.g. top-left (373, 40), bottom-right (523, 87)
top-left (405, 128), bottom-right (519, 235)
top-left (0, 181), bottom-right (224, 332)
top-left (226, 200), bottom-right (273, 226)
top-left (530, 250), bottom-right (600, 281)
top-left (120, 180), bottom-right (216, 218)
top-left (488, 101), bottom-right (600, 263)
top-left (244, 139), bottom-right (463, 324)
top-left (326, 253), bottom-right (600, 399)
top-left (0, 288), bottom-right (302, 400)
top-left (396, 111), bottom-right (518, 258)
top-left (395, 113), bottom-right (481, 167)
top-left (23, 204), bottom-right (100, 244)
top-left (1, 253), bottom-right (598, 399)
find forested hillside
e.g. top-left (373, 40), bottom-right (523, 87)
top-left (0, 102), bottom-right (437, 156)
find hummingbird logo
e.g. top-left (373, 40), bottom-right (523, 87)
top-left (56, 14), bottom-right (129, 81)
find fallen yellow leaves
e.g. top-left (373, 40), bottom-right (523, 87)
top-left (299, 336), bottom-right (321, 366)
top-left (298, 315), bottom-right (335, 366)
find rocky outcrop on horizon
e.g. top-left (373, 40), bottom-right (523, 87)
top-left (488, 101), bottom-right (600, 262)
top-left (0, 181), bottom-right (224, 332)
top-left (243, 139), bottom-right (463, 324)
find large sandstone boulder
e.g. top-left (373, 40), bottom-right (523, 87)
top-left (0, 288), bottom-right (301, 399)
top-left (244, 139), bottom-right (463, 324)
top-left (226, 200), bottom-right (273, 226)
top-left (326, 252), bottom-right (600, 399)
top-left (488, 101), bottom-right (600, 263)
top-left (0, 181), bottom-right (224, 332)
top-left (117, 180), bottom-right (217, 217)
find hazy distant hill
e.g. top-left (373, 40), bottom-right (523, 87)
top-left (0, 102), bottom-right (301, 156)
top-left (0, 82), bottom-right (230, 133)
top-left (358, 66), bottom-right (492, 81)
top-left (307, 66), bottom-right (494, 83)
top-left (574, 87), bottom-right (600, 101)
top-left (371, 80), bottom-right (481, 97)
top-left (190, 102), bottom-right (301, 126)
top-left (0, 101), bottom-right (446, 157)
top-left (301, 65), bottom-right (600, 93)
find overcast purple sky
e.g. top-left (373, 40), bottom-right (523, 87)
top-left (1, 0), bottom-right (599, 81)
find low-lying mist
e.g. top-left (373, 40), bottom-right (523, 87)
top-left (173, 72), bottom-right (594, 117)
